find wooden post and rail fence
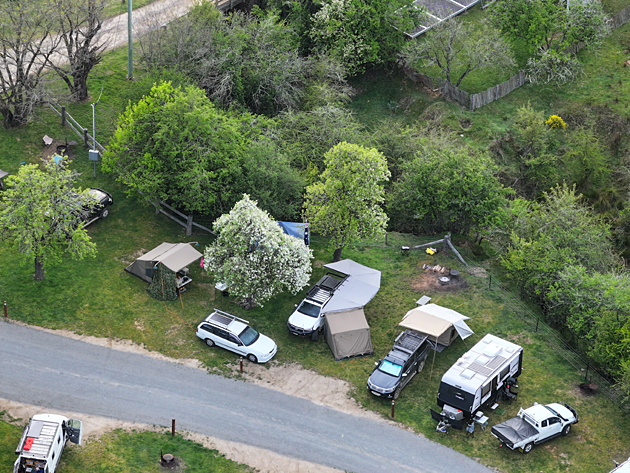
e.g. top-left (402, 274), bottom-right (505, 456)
top-left (45, 99), bottom-right (215, 237)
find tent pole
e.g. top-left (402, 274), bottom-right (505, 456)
top-left (430, 335), bottom-right (438, 381)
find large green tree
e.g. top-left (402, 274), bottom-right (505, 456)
top-left (401, 18), bottom-right (515, 88)
top-left (387, 133), bottom-right (507, 235)
top-left (496, 184), bottom-right (619, 308)
top-left (308, 0), bottom-right (421, 75)
top-left (304, 142), bottom-right (390, 261)
top-left (275, 106), bottom-right (367, 173)
top-left (0, 160), bottom-right (97, 280)
top-left (103, 81), bottom-right (305, 224)
top-left (139, 3), bottom-right (349, 115)
top-left (103, 82), bottom-right (247, 220)
top-left (491, 0), bottom-right (610, 54)
top-left (204, 195), bottom-right (312, 309)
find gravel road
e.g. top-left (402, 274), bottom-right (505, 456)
top-left (0, 321), bottom-right (494, 473)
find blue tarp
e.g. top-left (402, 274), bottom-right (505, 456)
top-left (277, 221), bottom-right (309, 245)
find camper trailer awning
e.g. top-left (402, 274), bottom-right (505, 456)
top-left (154, 243), bottom-right (203, 273)
top-left (322, 260), bottom-right (381, 313)
top-left (126, 242), bottom-right (203, 282)
top-left (399, 304), bottom-right (474, 341)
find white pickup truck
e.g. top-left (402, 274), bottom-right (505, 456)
top-left (491, 402), bottom-right (578, 454)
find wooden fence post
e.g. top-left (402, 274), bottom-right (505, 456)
top-left (186, 215), bottom-right (193, 236)
top-left (61, 106), bottom-right (66, 127)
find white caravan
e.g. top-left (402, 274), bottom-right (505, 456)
top-left (437, 334), bottom-right (523, 418)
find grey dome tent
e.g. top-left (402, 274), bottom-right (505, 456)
top-left (125, 242), bottom-right (203, 283)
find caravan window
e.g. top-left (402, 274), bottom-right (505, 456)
top-left (481, 383), bottom-right (491, 397)
top-left (500, 366), bottom-right (510, 380)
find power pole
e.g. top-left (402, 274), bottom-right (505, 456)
top-left (127, 0), bottom-right (133, 79)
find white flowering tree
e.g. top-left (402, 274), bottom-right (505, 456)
top-left (204, 195), bottom-right (313, 309)
top-left (309, 0), bottom-right (421, 75)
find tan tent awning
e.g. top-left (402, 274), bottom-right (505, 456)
top-left (399, 304), bottom-right (474, 348)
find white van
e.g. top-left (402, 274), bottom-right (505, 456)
top-left (14, 413), bottom-right (82, 473)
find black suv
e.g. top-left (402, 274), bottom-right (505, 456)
top-left (367, 330), bottom-right (431, 399)
top-left (84, 188), bottom-right (113, 223)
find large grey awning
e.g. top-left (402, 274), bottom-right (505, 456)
top-left (322, 259), bottom-right (381, 313)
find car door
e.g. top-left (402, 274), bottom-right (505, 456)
top-left (546, 416), bottom-right (563, 437)
top-left (401, 356), bottom-right (415, 388)
top-left (213, 328), bottom-right (231, 349)
top-left (66, 419), bottom-right (82, 445)
top-left (225, 333), bottom-right (246, 356)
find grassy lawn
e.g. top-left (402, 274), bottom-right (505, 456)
top-left (1, 17), bottom-right (630, 473)
top-left (0, 414), bottom-right (254, 473)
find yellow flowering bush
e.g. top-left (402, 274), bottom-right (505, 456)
top-left (546, 114), bottom-right (566, 129)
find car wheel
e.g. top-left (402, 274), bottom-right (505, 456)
top-left (561, 424), bottom-right (571, 436)
top-left (247, 354), bottom-right (258, 363)
top-left (417, 358), bottom-right (426, 373)
top-left (311, 329), bottom-right (318, 342)
top-left (393, 386), bottom-right (401, 400)
top-left (522, 443), bottom-right (533, 454)
top-left (100, 208), bottom-right (109, 218)
top-left (205, 338), bottom-right (215, 347)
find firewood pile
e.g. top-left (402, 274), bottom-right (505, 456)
top-left (423, 264), bottom-right (450, 274)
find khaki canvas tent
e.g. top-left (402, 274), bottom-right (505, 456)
top-left (399, 303), bottom-right (474, 352)
top-left (324, 309), bottom-right (373, 361)
top-left (125, 242), bottom-right (203, 283)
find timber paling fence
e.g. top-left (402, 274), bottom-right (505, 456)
top-left (405, 4), bottom-right (630, 111)
top-left (453, 248), bottom-right (629, 410)
top-left (46, 99), bottom-right (215, 236)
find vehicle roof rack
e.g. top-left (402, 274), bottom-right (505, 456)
top-left (210, 308), bottom-right (249, 326)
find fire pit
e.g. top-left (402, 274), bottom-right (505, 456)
top-left (160, 450), bottom-right (177, 467)
top-left (438, 277), bottom-right (450, 286)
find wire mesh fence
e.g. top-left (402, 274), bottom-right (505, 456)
top-left (452, 248), bottom-right (629, 410)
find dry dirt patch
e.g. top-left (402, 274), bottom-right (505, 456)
top-left (410, 270), bottom-right (469, 293)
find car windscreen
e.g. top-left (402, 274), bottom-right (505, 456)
top-left (89, 189), bottom-right (107, 201)
top-left (297, 301), bottom-right (321, 318)
top-left (378, 360), bottom-right (403, 377)
top-left (239, 326), bottom-right (260, 346)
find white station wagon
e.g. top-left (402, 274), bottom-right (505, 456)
top-left (196, 309), bottom-right (277, 363)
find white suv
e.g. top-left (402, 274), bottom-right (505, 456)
top-left (196, 309), bottom-right (277, 363)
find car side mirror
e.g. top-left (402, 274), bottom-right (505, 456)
top-left (294, 304), bottom-right (298, 308)
top-left (374, 361), bottom-right (379, 366)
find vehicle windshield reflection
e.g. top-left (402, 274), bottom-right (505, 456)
top-left (239, 326), bottom-right (260, 346)
top-left (379, 360), bottom-right (402, 377)
top-left (297, 301), bottom-right (321, 318)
